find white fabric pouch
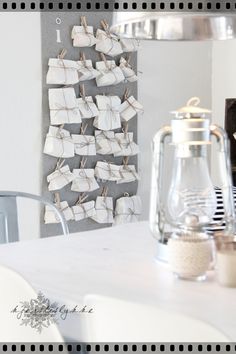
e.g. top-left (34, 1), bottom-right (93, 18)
top-left (114, 132), bottom-right (139, 157)
top-left (119, 95), bottom-right (144, 122)
top-left (95, 29), bottom-right (123, 57)
top-left (47, 165), bottom-right (75, 191)
top-left (117, 165), bottom-right (139, 184)
top-left (95, 161), bottom-right (121, 182)
top-left (91, 196), bottom-right (114, 224)
top-left (72, 201), bottom-right (96, 221)
top-left (71, 169), bottom-right (99, 192)
top-left (77, 59), bottom-right (99, 81)
top-left (120, 38), bottom-right (140, 52)
top-left (72, 134), bottom-right (96, 156)
top-left (43, 126), bottom-right (75, 158)
top-left (114, 196), bottom-right (142, 225)
top-left (48, 88), bottom-right (81, 125)
top-left (77, 97), bottom-right (99, 119)
top-left (93, 95), bottom-right (121, 131)
top-left (95, 61), bottom-right (125, 87)
top-left (119, 57), bottom-right (138, 83)
top-left (95, 130), bottom-right (121, 155)
top-left (46, 58), bottom-right (79, 85)
top-left (44, 201), bottom-right (73, 224)
top-left (71, 26), bottom-right (97, 47)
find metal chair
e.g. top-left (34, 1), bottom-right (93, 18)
top-left (0, 191), bottom-right (69, 243)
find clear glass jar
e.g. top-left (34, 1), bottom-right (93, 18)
top-left (168, 231), bottom-right (213, 281)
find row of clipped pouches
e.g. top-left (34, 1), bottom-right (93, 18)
top-left (48, 86), bottom-right (143, 127)
top-left (71, 17), bottom-right (139, 56)
top-left (47, 52), bottom-right (137, 87)
top-left (44, 124), bottom-right (139, 159)
top-left (46, 157), bottom-right (139, 192)
top-left (44, 190), bottom-right (142, 225)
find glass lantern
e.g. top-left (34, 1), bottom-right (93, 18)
top-left (149, 97), bottom-right (236, 273)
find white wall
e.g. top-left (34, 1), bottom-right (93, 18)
top-left (138, 41), bottom-right (212, 218)
top-left (0, 13), bottom-right (42, 240)
top-left (211, 40), bottom-right (236, 186)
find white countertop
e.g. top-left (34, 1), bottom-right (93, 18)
top-left (0, 221), bottom-right (235, 341)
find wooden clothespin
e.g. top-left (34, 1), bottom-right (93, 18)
top-left (81, 16), bottom-right (88, 29)
top-left (100, 52), bottom-right (109, 69)
top-left (100, 19), bottom-right (109, 32)
top-left (101, 186), bottom-right (108, 197)
top-left (80, 122), bottom-right (88, 135)
top-left (80, 157), bottom-right (87, 169)
top-left (122, 122), bottom-right (129, 137)
top-left (80, 52), bottom-right (86, 63)
top-left (79, 83), bottom-right (86, 98)
top-left (123, 88), bottom-right (130, 101)
top-left (58, 48), bottom-right (67, 60)
top-left (54, 192), bottom-right (61, 209)
top-left (123, 156), bottom-right (129, 166)
top-left (76, 193), bottom-right (89, 205)
top-left (127, 54), bottom-right (131, 65)
top-left (56, 158), bottom-right (65, 171)
top-left (56, 124), bottom-right (65, 140)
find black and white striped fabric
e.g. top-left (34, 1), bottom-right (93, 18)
top-left (207, 186), bottom-right (236, 234)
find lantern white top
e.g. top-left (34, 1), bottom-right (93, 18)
top-left (171, 97), bottom-right (211, 118)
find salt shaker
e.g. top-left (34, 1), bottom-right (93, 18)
top-left (215, 236), bottom-right (236, 287)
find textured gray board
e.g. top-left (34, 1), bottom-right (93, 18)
top-left (40, 12), bottom-right (138, 237)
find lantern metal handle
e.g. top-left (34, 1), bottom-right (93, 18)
top-left (186, 97), bottom-right (200, 107)
top-left (149, 126), bottom-right (172, 242)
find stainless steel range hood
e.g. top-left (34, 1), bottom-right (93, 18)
top-left (111, 12), bottom-right (236, 41)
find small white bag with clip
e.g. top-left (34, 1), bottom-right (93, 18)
top-left (43, 126), bottom-right (75, 158)
top-left (77, 85), bottom-right (99, 119)
top-left (48, 87), bottom-right (81, 125)
top-left (119, 91), bottom-right (144, 122)
top-left (95, 161), bottom-right (121, 182)
top-left (114, 132), bottom-right (139, 157)
top-left (93, 95), bottom-right (121, 131)
top-left (71, 16), bottom-right (97, 47)
top-left (77, 53), bottom-right (99, 81)
top-left (95, 130), bottom-right (121, 155)
top-left (47, 160), bottom-right (75, 191)
top-left (71, 158), bottom-right (99, 192)
top-left (44, 193), bottom-right (74, 224)
top-left (72, 194), bottom-right (96, 221)
top-left (95, 57), bottom-right (125, 87)
top-left (72, 124), bottom-right (96, 156)
top-left (95, 20), bottom-right (123, 57)
top-left (77, 97), bottom-right (99, 118)
top-left (91, 188), bottom-right (114, 224)
top-left (117, 158), bottom-right (139, 184)
top-left (46, 49), bottom-right (79, 85)
top-left (114, 195), bottom-right (142, 225)
top-left (119, 57), bottom-right (138, 83)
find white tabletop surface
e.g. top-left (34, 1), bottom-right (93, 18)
top-left (0, 221), bottom-right (235, 341)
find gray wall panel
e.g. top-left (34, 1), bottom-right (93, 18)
top-left (41, 12), bottom-right (138, 237)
